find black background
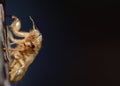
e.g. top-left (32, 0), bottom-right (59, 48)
top-left (5, 0), bottom-right (120, 86)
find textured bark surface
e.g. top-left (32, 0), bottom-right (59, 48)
top-left (0, 1), bottom-right (11, 86)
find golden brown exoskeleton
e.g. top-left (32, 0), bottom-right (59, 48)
top-left (4, 15), bottom-right (42, 82)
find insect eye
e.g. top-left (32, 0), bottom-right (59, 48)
top-left (31, 44), bottom-right (35, 48)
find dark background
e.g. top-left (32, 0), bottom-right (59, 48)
top-left (5, 0), bottom-right (120, 86)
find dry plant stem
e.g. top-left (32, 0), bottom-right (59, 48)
top-left (0, 1), bottom-right (11, 86)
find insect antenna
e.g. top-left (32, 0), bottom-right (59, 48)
top-left (29, 16), bottom-right (36, 30)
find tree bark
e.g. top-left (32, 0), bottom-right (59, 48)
top-left (0, 0), bottom-right (11, 86)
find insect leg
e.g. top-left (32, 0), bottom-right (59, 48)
top-left (19, 59), bottom-right (25, 68)
top-left (10, 15), bottom-right (29, 38)
top-left (9, 59), bottom-right (17, 68)
top-left (3, 48), bottom-right (24, 51)
top-left (8, 30), bottom-right (26, 44)
top-left (14, 52), bottom-right (25, 69)
top-left (9, 69), bottom-right (17, 81)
